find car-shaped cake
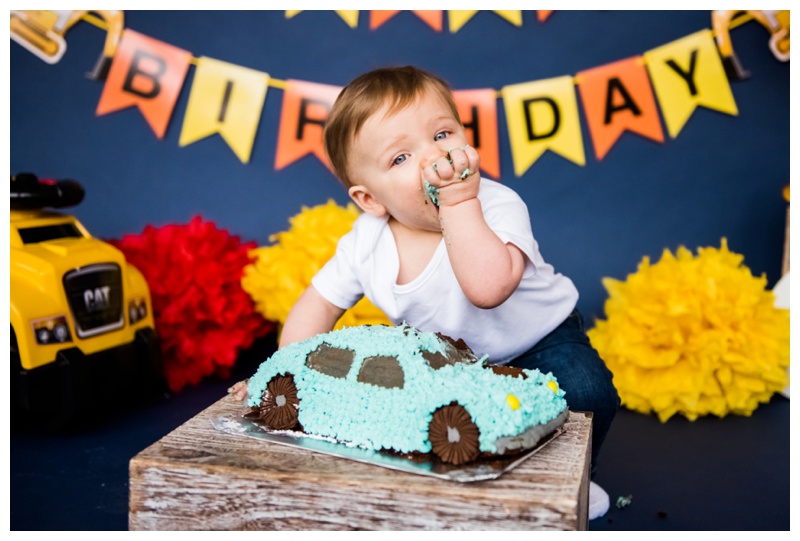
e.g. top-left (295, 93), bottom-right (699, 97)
top-left (245, 324), bottom-right (568, 465)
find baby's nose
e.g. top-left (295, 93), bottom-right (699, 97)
top-left (421, 142), bottom-right (451, 169)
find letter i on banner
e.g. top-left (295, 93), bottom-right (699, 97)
top-left (275, 80), bottom-right (342, 172)
top-left (179, 57), bottom-right (270, 163)
top-left (644, 29), bottom-right (738, 139)
top-left (502, 76), bottom-right (585, 176)
top-left (577, 56), bottom-right (664, 161)
top-left (453, 89), bottom-right (501, 179)
top-left (96, 29), bottom-right (192, 138)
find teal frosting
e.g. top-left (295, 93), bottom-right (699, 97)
top-left (246, 324), bottom-right (567, 455)
top-left (423, 180), bottom-right (440, 207)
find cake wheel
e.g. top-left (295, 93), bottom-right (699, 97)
top-left (428, 403), bottom-right (480, 465)
top-left (258, 374), bottom-right (300, 430)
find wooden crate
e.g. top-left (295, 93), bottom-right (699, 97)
top-left (129, 391), bottom-right (592, 530)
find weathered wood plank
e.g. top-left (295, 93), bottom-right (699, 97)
top-left (129, 391), bottom-right (591, 530)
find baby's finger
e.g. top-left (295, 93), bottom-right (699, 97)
top-left (462, 144), bottom-right (481, 173)
top-left (431, 155), bottom-right (455, 181)
top-left (447, 147), bottom-right (470, 173)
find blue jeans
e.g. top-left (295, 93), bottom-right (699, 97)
top-left (509, 309), bottom-right (619, 478)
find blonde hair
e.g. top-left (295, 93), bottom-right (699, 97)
top-left (323, 66), bottom-right (461, 188)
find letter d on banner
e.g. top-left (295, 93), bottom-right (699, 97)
top-left (502, 76), bottom-right (585, 176)
top-left (96, 29), bottom-right (191, 138)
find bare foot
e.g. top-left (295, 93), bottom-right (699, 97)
top-left (228, 380), bottom-right (249, 401)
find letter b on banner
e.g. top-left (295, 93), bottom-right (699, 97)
top-left (96, 29), bottom-right (191, 138)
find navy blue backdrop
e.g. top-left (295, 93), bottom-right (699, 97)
top-left (10, 10), bottom-right (790, 324)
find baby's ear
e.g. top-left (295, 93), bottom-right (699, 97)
top-left (348, 185), bottom-right (387, 217)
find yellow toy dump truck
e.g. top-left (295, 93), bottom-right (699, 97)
top-left (10, 173), bottom-right (162, 426)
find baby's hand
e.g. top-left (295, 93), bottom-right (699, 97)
top-left (228, 379), bottom-right (249, 401)
top-left (422, 144), bottom-right (480, 207)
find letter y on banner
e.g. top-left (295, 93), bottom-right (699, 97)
top-left (644, 30), bottom-right (738, 139)
top-left (275, 80), bottom-right (342, 172)
top-left (96, 29), bottom-right (191, 138)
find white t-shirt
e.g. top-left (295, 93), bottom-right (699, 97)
top-left (312, 178), bottom-right (579, 364)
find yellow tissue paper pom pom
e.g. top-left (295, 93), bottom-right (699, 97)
top-left (241, 200), bottom-right (392, 336)
top-left (587, 239), bottom-right (789, 422)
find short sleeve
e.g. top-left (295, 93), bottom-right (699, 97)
top-left (311, 226), bottom-right (365, 310)
top-left (478, 179), bottom-right (539, 266)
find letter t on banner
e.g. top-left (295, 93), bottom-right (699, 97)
top-left (96, 29), bottom-right (192, 138)
top-left (275, 80), bottom-right (342, 172)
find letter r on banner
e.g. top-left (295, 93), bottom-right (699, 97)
top-left (275, 80), bottom-right (342, 172)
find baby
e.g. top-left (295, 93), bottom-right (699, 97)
top-left (235, 66), bottom-right (619, 520)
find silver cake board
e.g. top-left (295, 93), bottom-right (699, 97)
top-left (213, 413), bottom-right (565, 483)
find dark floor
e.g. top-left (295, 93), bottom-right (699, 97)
top-left (10, 335), bottom-right (791, 531)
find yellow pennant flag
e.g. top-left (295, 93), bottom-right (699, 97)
top-left (644, 29), bottom-right (738, 139)
top-left (449, 10), bottom-right (478, 32)
top-left (179, 57), bottom-right (270, 163)
top-left (287, 10), bottom-right (359, 27)
top-left (502, 76), bottom-right (586, 176)
top-left (493, 10), bottom-right (523, 26)
top-left (449, 10), bottom-right (522, 32)
top-left (335, 10), bottom-right (359, 28)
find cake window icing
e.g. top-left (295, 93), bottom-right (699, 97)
top-left (357, 355), bottom-right (404, 389)
top-left (422, 349), bottom-right (454, 370)
top-left (306, 343), bottom-right (354, 378)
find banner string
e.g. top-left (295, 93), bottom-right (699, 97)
top-left (79, 11), bottom-right (757, 97)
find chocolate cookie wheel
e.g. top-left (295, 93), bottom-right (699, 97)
top-left (259, 374), bottom-right (300, 430)
top-left (428, 402), bottom-right (480, 465)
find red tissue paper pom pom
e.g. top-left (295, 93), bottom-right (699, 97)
top-left (109, 216), bottom-right (275, 393)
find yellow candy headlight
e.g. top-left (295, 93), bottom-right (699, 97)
top-left (506, 393), bottom-right (520, 410)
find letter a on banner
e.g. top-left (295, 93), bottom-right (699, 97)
top-left (502, 76), bottom-right (585, 176)
top-left (577, 57), bottom-right (664, 160)
top-left (644, 29), bottom-right (738, 138)
top-left (275, 80), bottom-right (342, 171)
top-left (453, 89), bottom-right (501, 179)
top-left (96, 29), bottom-right (191, 138)
top-left (179, 57), bottom-right (270, 163)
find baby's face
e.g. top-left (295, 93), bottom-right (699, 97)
top-left (347, 90), bottom-right (469, 232)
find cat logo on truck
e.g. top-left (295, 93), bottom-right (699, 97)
top-left (10, 173), bottom-right (163, 426)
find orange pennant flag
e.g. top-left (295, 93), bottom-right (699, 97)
top-left (96, 29), bottom-right (192, 139)
top-left (370, 10), bottom-right (399, 29)
top-left (453, 89), bottom-right (501, 180)
top-left (370, 10), bottom-right (442, 31)
top-left (577, 56), bottom-right (664, 160)
top-left (275, 79), bottom-right (342, 172)
top-left (538, 11), bottom-right (554, 22)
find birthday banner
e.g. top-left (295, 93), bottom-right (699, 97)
top-left (284, 10), bottom-right (553, 31)
top-left (13, 11), bottom-right (747, 178)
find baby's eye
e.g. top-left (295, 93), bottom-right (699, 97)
top-left (392, 154), bottom-right (408, 166)
top-left (434, 131), bottom-right (449, 141)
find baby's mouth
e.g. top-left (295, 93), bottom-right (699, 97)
top-left (423, 179), bottom-right (440, 208)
